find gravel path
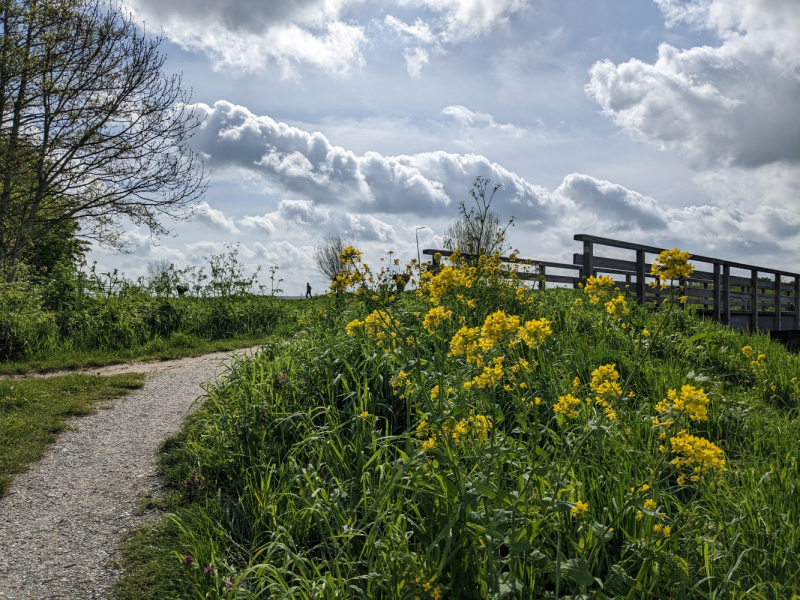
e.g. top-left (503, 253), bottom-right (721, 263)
top-left (0, 349), bottom-right (255, 599)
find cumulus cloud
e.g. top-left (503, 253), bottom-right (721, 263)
top-left (586, 0), bottom-right (800, 169)
top-left (417, 0), bottom-right (530, 41)
top-left (442, 105), bottom-right (525, 136)
top-left (194, 201), bottom-right (240, 233)
top-left (189, 100), bottom-right (552, 218)
top-left (403, 47), bottom-right (431, 77)
top-left (184, 100), bottom-right (800, 271)
top-left (124, 0), bottom-right (365, 75)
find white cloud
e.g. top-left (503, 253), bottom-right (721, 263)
top-left (442, 105), bottom-right (525, 136)
top-left (586, 0), bottom-right (800, 169)
top-left (403, 47), bottom-right (430, 77)
top-left (415, 0), bottom-right (530, 41)
top-left (385, 15), bottom-right (437, 44)
top-left (194, 201), bottom-right (240, 233)
top-left (189, 100), bottom-right (552, 218)
top-left (184, 100), bottom-right (800, 272)
top-left (124, 0), bottom-right (366, 75)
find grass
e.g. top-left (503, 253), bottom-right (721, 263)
top-left (0, 333), bottom-right (269, 376)
top-left (112, 255), bottom-right (800, 598)
top-left (0, 372), bottom-right (145, 495)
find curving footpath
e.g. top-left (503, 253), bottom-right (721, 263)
top-left (0, 349), bottom-right (254, 599)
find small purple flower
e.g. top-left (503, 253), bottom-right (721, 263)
top-left (204, 563), bottom-right (214, 576)
top-left (182, 554), bottom-right (194, 565)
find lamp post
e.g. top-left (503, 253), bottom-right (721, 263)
top-left (415, 226), bottom-right (427, 266)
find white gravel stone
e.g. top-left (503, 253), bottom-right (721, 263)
top-left (0, 349), bottom-right (254, 599)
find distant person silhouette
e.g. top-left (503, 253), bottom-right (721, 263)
top-left (306, 282), bottom-right (312, 299)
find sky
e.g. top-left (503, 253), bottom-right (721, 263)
top-left (90, 0), bottom-right (800, 294)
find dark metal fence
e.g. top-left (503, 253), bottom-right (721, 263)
top-left (423, 233), bottom-right (800, 332)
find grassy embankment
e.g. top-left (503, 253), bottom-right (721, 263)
top-left (116, 253), bottom-right (799, 599)
top-left (0, 372), bottom-right (145, 495)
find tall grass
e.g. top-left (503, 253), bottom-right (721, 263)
top-left (0, 252), bottom-right (287, 365)
top-left (117, 255), bottom-right (800, 599)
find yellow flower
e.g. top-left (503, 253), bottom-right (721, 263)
top-left (430, 385), bottom-right (439, 400)
top-left (503, 384), bottom-right (514, 392)
top-left (391, 371), bottom-right (414, 399)
top-left (571, 500), bottom-right (589, 516)
top-left (448, 326), bottom-right (482, 363)
top-left (680, 296), bottom-right (688, 304)
top-left (516, 318), bottom-right (552, 348)
top-left (642, 329), bottom-right (650, 337)
top-left (669, 430), bottom-right (726, 473)
top-left (554, 394), bottom-right (582, 418)
top-left (534, 397), bottom-right (542, 405)
top-left (770, 385), bottom-right (776, 391)
top-left (389, 295), bottom-right (395, 301)
top-left (467, 299), bottom-right (476, 308)
top-left (372, 295), bottom-right (379, 300)
top-left (605, 295), bottom-right (630, 319)
top-left (422, 305), bottom-right (453, 334)
top-left (421, 437), bottom-right (436, 452)
top-left (583, 275), bottom-right (616, 304)
top-left (650, 248), bottom-right (695, 285)
top-left (359, 411), bottom-right (371, 418)
top-left (459, 315), bottom-right (466, 324)
top-left (653, 523), bottom-right (671, 537)
top-left (676, 475), bottom-right (686, 485)
top-left (644, 499), bottom-right (657, 510)
top-left (656, 385), bottom-right (710, 422)
top-left (479, 311), bottom-right (520, 350)
top-left (741, 345), bottom-right (753, 357)
top-left (346, 318), bottom-right (364, 336)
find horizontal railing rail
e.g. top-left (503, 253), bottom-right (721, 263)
top-left (423, 234), bottom-right (800, 332)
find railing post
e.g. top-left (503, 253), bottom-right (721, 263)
top-left (635, 249), bottom-right (646, 306)
top-left (723, 265), bottom-right (731, 326)
top-left (795, 276), bottom-right (800, 330)
top-left (582, 240), bottom-right (594, 285)
top-left (751, 270), bottom-right (759, 331)
top-left (679, 276), bottom-right (687, 311)
top-left (774, 274), bottom-right (782, 331)
top-left (713, 263), bottom-right (721, 322)
top-left (539, 264), bottom-right (546, 291)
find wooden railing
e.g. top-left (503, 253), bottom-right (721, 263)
top-left (423, 234), bottom-right (800, 332)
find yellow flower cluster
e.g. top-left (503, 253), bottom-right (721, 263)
top-left (741, 345), bottom-right (753, 357)
top-left (652, 523), bottom-right (671, 537)
top-left (655, 385), bottom-right (710, 422)
top-left (422, 306), bottom-right (452, 334)
top-left (650, 248), bottom-right (695, 285)
top-left (392, 371), bottom-right (414, 399)
top-left (516, 318), bottom-right (552, 348)
top-left (669, 430), bottom-right (726, 473)
top-left (583, 275), bottom-right (616, 304)
top-left (750, 352), bottom-right (766, 374)
top-left (418, 265), bottom-right (474, 305)
top-left (345, 310), bottom-right (400, 340)
top-left (590, 364), bottom-right (622, 420)
top-left (449, 326), bottom-right (482, 364)
top-left (464, 358), bottom-right (504, 389)
top-left (604, 295), bottom-right (629, 319)
top-left (446, 412), bottom-right (492, 443)
top-left (554, 393), bottom-right (582, 418)
top-left (571, 500), bottom-right (589, 516)
top-left (480, 311), bottom-right (521, 351)
top-left (421, 437), bottom-right (436, 452)
top-left (329, 246), bottom-right (369, 294)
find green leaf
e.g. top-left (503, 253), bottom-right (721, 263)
top-left (562, 558), bottom-right (594, 587)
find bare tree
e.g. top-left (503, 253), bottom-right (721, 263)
top-left (443, 176), bottom-right (515, 259)
top-left (313, 232), bottom-right (355, 283)
top-left (0, 0), bottom-right (207, 282)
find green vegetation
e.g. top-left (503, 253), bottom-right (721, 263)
top-left (114, 250), bottom-right (800, 599)
top-left (0, 372), bottom-right (145, 495)
top-left (0, 247), bottom-right (290, 374)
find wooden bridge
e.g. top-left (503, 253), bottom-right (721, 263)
top-left (424, 234), bottom-right (800, 333)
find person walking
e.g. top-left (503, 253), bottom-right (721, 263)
top-left (306, 282), bottom-right (312, 299)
